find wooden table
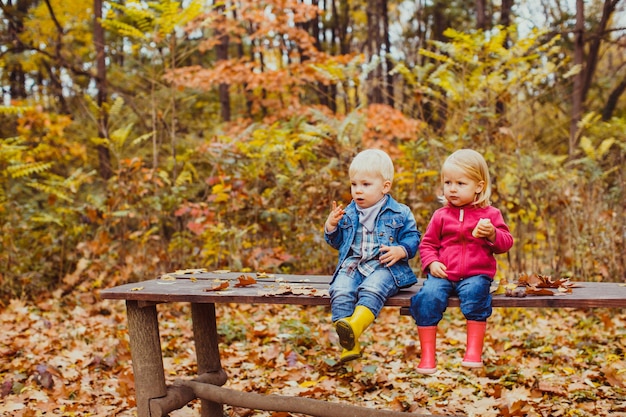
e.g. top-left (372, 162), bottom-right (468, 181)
top-left (100, 272), bottom-right (626, 417)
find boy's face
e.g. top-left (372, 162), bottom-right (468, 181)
top-left (350, 171), bottom-right (391, 209)
top-left (442, 164), bottom-right (484, 207)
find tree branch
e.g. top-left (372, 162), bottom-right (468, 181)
top-left (181, 380), bottom-right (464, 417)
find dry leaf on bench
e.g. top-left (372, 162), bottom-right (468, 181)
top-left (234, 274), bottom-right (257, 287)
top-left (204, 280), bottom-right (229, 291)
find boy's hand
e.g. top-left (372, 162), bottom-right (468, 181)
top-left (428, 261), bottom-right (448, 278)
top-left (325, 201), bottom-right (345, 232)
top-left (379, 244), bottom-right (406, 267)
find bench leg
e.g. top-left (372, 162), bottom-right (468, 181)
top-left (191, 303), bottom-right (225, 417)
top-left (126, 300), bottom-right (167, 417)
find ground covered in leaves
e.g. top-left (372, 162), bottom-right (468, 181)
top-left (1, 289), bottom-right (625, 417)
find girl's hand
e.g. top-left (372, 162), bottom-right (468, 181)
top-left (472, 218), bottom-right (496, 242)
top-left (428, 261), bottom-right (448, 278)
top-left (379, 244), bottom-right (405, 267)
top-left (325, 201), bottom-right (345, 232)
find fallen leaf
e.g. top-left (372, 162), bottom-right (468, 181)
top-left (160, 274), bottom-right (176, 281)
top-left (525, 287), bottom-right (554, 296)
top-left (234, 275), bottom-right (257, 287)
top-left (204, 280), bottom-right (229, 291)
top-left (174, 268), bottom-right (207, 274)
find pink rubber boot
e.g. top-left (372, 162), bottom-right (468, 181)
top-left (417, 326), bottom-right (437, 374)
top-left (462, 320), bottom-right (487, 368)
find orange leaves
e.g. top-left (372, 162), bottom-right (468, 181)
top-left (203, 274), bottom-right (258, 292)
top-left (257, 283), bottom-right (330, 297)
top-left (362, 104), bottom-right (424, 148)
top-left (234, 274), bottom-right (257, 287)
top-left (204, 280), bottom-right (230, 292)
top-left (503, 273), bottom-right (576, 297)
top-left (517, 272), bottom-right (574, 290)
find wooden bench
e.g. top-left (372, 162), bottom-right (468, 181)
top-left (100, 271), bottom-right (626, 417)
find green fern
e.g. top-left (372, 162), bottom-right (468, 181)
top-left (103, 0), bottom-right (203, 44)
top-left (101, 18), bottom-right (149, 40)
top-left (26, 181), bottom-right (73, 203)
top-left (7, 161), bottom-right (54, 179)
top-left (30, 212), bottom-right (64, 227)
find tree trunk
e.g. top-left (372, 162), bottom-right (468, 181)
top-left (569, 0), bottom-right (619, 156)
top-left (7, 0), bottom-right (30, 100)
top-left (496, 0), bottom-right (515, 116)
top-left (382, 0), bottom-right (394, 107)
top-left (569, 0), bottom-right (585, 158)
top-left (215, 3), bottom-right (231, 122)
top-left (366, 0), bottom-right (383, 104)
top-left (476, 0), bottom-right (487, 30)
top-left (93, 0), bottom-right (112, 179)
top-left (601, 77), bottom-right (626, 121)
top-left (581, 0), bottom-right (619, 104)
top-left (500, 0), bottom-right (514, 27)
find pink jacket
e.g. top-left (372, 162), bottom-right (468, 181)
top-left (419, 204), bottom-right (514, 281)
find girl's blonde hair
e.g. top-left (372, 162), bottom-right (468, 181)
top-left (441, 149), bottom-right (491, 208)
top-left (349, 149), bottom-right (394, 183)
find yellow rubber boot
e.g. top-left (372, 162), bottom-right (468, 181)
top-left (339, 345), bottom-right (361, 363)
top-left (335, 305), bottom-right (375, 351)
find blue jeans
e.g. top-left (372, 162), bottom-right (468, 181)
top-left (329, 268), bottom-right (400, 322)
top-left (409, 274), bottom-right (492, 327)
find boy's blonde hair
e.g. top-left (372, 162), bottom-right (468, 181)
top-left (442, 149), bottom-right (491, 208)
top-left (349, 149), bottom-right (394, 183)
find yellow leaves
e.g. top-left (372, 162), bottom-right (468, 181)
top-left (103, 0), bottom-right (204, 44)
top-left (579, 134), bottom-right (616, 162)
top-left (211, 183), bottom-right (231, 203)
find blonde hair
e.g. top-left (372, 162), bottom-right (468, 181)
top-left (441, 149), bottom-right (491, 207)
top-left (349, 149), bottom-right (394, 183)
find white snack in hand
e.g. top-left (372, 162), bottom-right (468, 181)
top-left (472, 218), bottom-right (490, 238)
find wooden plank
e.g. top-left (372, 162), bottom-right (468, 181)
top-left (160, 271), bottom-right (333, 284)
top-left (100, 277), bottom-right (626, 309)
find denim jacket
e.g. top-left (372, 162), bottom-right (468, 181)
top-left (324, 195), bottom-right (421, 288)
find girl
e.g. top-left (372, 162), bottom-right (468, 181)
top-left (410, 149), bottom-right (513, 374)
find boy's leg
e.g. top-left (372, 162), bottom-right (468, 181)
top-left (335, 269), bottom-right (396, 360)
top-left (329, 270), bottom-right (361, 323)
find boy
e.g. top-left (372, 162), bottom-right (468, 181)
top-left (324, 149), bottom-right (420, 362)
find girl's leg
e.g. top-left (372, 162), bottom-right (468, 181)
top-left (456, 275), bottom-right (492, 367)
top-left (409, 276), bottom-right (454, 373)
top-left (409, 275), bottom-right (453, 327)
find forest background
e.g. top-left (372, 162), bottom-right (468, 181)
top-left (1, 0), bottom-right (626, 416)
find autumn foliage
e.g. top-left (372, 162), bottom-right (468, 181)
top-left (0, 1), bottom-right (625, 416)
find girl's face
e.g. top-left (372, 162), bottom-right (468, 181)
top-left (442, 163), bottom-right (484, 207)
top-left (350, 171), bottom-right (391, 209)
